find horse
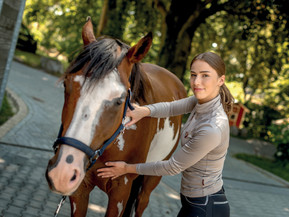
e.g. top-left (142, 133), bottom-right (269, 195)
top-left (45, 17), bottom-right (187, 217)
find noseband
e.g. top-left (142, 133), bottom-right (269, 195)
top-left (53, 89), bottom-right (134, 170)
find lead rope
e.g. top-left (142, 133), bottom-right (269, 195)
top-left (54, 196), bottom-right (66, 217)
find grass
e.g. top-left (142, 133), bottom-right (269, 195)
top-left (14, 49), bottom-right (69, 77)
top-left (14, 49), bottom-right (42, 68)
top-left (234, 153), bottom-right (289, 182)
top-left (0, 93), bottom-right (14, 126)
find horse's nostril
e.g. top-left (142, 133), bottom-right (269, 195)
top-left (70, 170), bottom-right (77, 182)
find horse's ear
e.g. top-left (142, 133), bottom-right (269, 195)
top-left (82, 16), bottom-right (96, 46)
top-left (126, 32), bottom-right (152, 63)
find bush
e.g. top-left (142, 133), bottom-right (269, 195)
top-left (0, 93), bottom-right (14, 126)
top-left (268, 122), bottom-right (289, 164)
top-left (243, 102), bottom-right (282, 140)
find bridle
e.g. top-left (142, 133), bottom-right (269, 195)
top-left (53, 88), bottom-right (134, 170)
top-left (52, 89), bottom-right (134, 217)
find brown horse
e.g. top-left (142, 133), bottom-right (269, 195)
top-left (45, 17), bottom-right (186, 217)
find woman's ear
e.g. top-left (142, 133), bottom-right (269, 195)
top-left (218, 75), bottom-right (225, 86)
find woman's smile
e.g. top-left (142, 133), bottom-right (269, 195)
top-left (194, 87), bottom-right (204, 92)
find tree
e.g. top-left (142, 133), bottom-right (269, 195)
top-left (22, 0), bottom-right (289, 105)
top-left (23, 0), bottom-right (103, 60)
top-left (154, 0), bottom-right (289, 82)
top-left (96, 0), bottom-right (129, 38)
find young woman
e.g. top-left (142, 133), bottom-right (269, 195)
top-left (98, 52), bottom-right (234, 217)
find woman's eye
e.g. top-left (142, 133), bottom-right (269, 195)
top-left (191, 74), bottom-right (196, 77)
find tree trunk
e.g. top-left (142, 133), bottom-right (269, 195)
top-left (157, 0), bottom-right (235, 81)
top-left (99, 0), bottom-right (128, 39)
top-left (157, 0), bottom-right (208, 81)
top-left (96, 0), bottom-right (109, 37)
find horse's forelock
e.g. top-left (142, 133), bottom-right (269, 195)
top-left (65, 37), bottom-right (146, 102)
top-left (66, 38), bottom-right (128, 82)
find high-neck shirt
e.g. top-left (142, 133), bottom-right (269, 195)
top-left (136, 95), bottom-right (230, 198)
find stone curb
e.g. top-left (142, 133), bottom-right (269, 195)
top-left (0, 87), bottom-right (28, 139)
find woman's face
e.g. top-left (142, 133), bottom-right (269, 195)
top-left (190, 60), bottom-right (225, 104)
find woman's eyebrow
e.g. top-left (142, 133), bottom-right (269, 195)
top-left (190, 70), bottom-right (211, 73)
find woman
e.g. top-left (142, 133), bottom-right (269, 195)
top-left (98, 52), bottom-right (234, 217)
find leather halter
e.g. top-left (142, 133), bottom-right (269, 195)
top-left (53, 89), bottom-right (134, 170)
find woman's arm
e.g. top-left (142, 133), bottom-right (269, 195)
top-left (125, 96), bottom-right (197, 127)
top-left (146, 96), bottom-right (197, 118)
top-left (97, 124), bottom-right (221, 179)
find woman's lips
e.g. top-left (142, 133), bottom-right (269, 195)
top-left (194, 88), bottom-right (203, 92)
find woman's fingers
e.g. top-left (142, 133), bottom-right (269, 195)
top-left (97, 161), bottom-right (126, 179)
top-left (97, 167), bottom-right (117, 179)
top-left (125, 119), bottom-right (137, 127)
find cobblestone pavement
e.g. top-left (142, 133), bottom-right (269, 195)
top-left (0, 61), bottom-right (289, 217)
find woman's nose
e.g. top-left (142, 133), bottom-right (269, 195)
top-left (193, 75), bottom-right (201, 85)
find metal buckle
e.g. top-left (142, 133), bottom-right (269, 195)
top-left (90, 150), bottom-right (100, 163)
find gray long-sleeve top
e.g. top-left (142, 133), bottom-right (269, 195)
top-left (136, 95), bottom-right (230, 198)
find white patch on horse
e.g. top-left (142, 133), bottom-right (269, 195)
top-left (124, 116), bottom-right (136, 130)
top-left (65, 69), bottom-right (126, 146)
top-left (73, 202), bottom-right (77, 214)
top-left (124, 176), bottom-right (128, 185)
top-left (117, 201), bottom-right (123, 217)
top-left (124, 102), bottom-right (138, 130)
top-left (74, 75), bottom-right (85, 86)
top-left (146, 117), bottom-right (179, 162)
top-left (116, 134), bottom-right (124, 151)
top-left (124, 116), bottom-right (137, 130)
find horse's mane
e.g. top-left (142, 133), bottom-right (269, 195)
top-left (65, 36), bottom-right (146, 102)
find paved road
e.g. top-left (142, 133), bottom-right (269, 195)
top-left (0, 61), bottom-right (289, 217)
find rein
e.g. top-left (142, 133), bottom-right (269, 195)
top-left (53, 89), bottom-right (134, 217)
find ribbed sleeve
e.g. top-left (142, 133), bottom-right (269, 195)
top-left (145, 96), bottom-right (197, 118)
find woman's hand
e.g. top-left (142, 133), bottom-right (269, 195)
top-left (97, 161), bottom-right (137, 180)
top-left (125, 104), bottom-right (150, 127)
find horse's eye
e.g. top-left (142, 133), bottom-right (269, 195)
top-left (116, 98), bottom-right (123, 106)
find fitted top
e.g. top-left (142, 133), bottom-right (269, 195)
top-left (136, 95), bottom-right (230, 198)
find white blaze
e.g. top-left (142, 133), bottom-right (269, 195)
top-left (146, 118), bottom-right (179, 162)
top-left (65, 69), bottom-right (126, 146)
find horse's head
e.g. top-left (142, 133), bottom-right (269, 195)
top-left (45, 17), bottom-right (152, 196)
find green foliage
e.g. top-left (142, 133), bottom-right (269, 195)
top-left (23, 0), bottom-right (103, 61)
top-left (263, 76), bottom-right (289, 118)
top-left (21, 0), bottom-right (289, 120)
top-left (121, 0), bottom-right (164, 64)
top-left (242, 102), bottom-right (282, 139)
top-left (0, 93), bottom-right (14, 126)
top-left (234, 153), bottom-right (289, 182)
top-left (268, 122), bottom-right (289, 164)
top-left (14, 49), bottom-right (42, 68)
top-left (191, 4), bottom-right (289, 108)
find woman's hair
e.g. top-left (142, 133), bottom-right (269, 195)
top-left (190, 52), bottom-right (234, 117)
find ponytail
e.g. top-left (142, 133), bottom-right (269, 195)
top-left (219, 84), bottom-right (234, 117)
